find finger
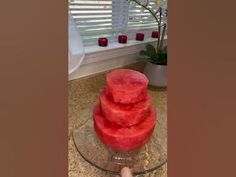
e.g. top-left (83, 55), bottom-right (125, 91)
top-left (120, 167), bottom-right (133, 177)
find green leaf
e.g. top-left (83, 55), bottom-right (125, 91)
top-left (136, 58), bottom-right (152, 62)
top-left (145, 44), bottom-right (157, 60)
top-left (139, 55), bottom-right (150, 59)
top-left (139, 44), bottom-right (168, 65)
top-left (157, 51), bottom-right (167, 65)
top-left (139, 50), bottom-right (148, 57)
top-left (138, 50), bottom-right (151, 62)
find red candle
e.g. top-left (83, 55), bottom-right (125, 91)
top-left (136, 33), bottom-right (145, 41)
top-left (98, 37), bottom-right (108, 47)
top-left (152, 31), bottom-right (159, 38)
top-left (118, 35), bottom-right (127, 44)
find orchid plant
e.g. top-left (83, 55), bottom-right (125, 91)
top-left (127, 0), bottom-right (168, 65)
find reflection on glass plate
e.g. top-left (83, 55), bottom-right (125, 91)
top-left (72, 107), bottom-right (167, 175)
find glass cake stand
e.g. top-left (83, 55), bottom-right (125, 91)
top-left (72, 107), bottom-right (167, 175)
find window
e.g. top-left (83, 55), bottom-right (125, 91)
top-left (69, 0), bottom-right (167, 46)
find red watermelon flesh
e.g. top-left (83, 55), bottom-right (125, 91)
top-left (106, 69), bottom-right (149, 104)
top-left (100, 90), bottom-right (152, 127)
top-left (93, 105), bottom-right (157, 152)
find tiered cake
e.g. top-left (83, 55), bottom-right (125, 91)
top-left (93, 69), bottom-right (157, 152)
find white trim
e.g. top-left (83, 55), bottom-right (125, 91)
top-left (68, 53), bottom-right (139, 80)
top-left (69, 36), bottom-right (167, 80)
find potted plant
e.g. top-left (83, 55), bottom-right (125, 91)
top-left (127, 0), bottom-right (168, 87)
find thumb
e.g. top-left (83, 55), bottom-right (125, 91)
top-left (120, 167), bottom-right (133, 177)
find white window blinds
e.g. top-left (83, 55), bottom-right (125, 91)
top-left (69, 0), bottom-right (113, 45)
top-left (128, 0), bottom-right (167, 29)
top-left (128, 0), bottom-right (157, 31)
top-left (69, 0), bottom-right (167, 46)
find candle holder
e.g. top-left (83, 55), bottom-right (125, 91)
top-left (136, 33), bottom-right (145, 41)
top-left (118, 35), bottom-right (127, 44)
top-left (151, 31), bottom-right (159, 38)
top-left (98, 37), bottom-right (108, 47)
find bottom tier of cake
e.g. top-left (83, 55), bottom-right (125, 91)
top-left (93, 105), bottom-right (157, 152)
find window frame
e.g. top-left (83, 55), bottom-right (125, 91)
top-left (68, 0), bottom-right (168, 80)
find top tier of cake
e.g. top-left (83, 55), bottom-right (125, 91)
top-left (105, 69), bottom-right (149, 104)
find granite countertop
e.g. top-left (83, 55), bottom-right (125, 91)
top-left (68, 63), bottom-right (167, 177)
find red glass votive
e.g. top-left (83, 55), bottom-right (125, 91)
top-left (136, 33), bottom-right (145, 41)
top-left (98, 37), bottom-right (108, 47)
top-left (118, 35), bottom-right (127, 44)
top-left (152, 31), bottom-right (159, 38)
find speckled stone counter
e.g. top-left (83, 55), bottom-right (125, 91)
top-left (68, 63), bottom-right (167, 177)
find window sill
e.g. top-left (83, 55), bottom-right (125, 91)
top-left (69, 36), bottom-right (167, 80)
top-left (82, 36), bottom-right (167, 65)
top-left (85, 38), bottom-right (159, 54)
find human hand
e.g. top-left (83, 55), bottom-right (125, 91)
top-left (120, 167), bottom-right (133, 177)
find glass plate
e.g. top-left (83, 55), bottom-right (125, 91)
top-left (72, 108), bottom-right (167, 175)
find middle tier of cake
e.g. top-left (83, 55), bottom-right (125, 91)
top-left (99, 90), bottom-right (152, 127)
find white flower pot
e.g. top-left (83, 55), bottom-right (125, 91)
top-left (143, 62), bottom-right (167, 87)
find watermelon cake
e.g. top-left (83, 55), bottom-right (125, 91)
top-left (93, 69), bottom-right (157, 152)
